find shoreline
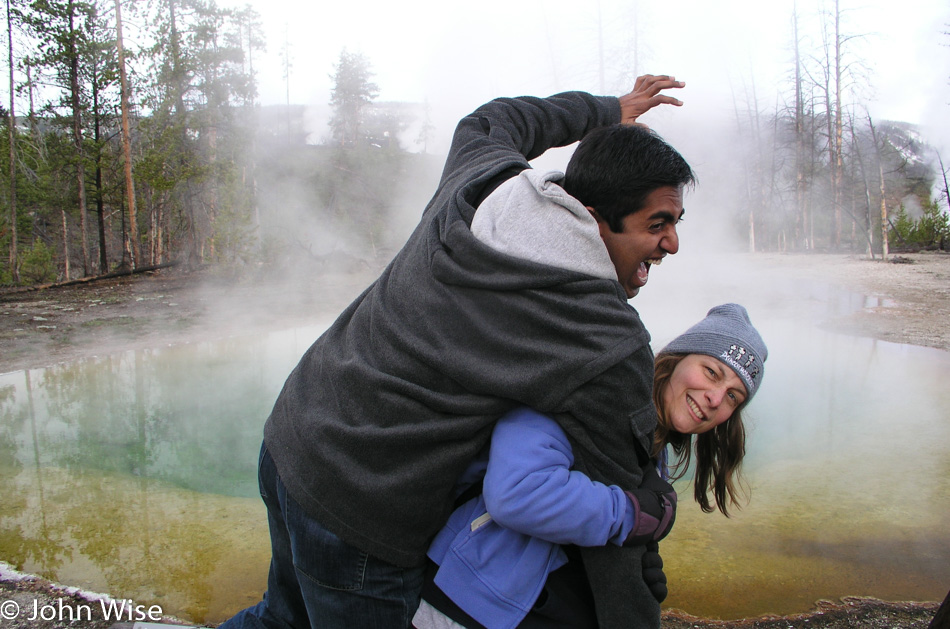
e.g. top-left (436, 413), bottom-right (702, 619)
top-left (0, 566), bottom-right (941, 628)
top-left (3, 252), bottom-right (949, 375)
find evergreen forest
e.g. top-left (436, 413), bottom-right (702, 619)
top-left (0, 0), bottom-right (948, 286)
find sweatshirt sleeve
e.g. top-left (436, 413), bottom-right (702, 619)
top-left (482, 407), bottom-right (635, 547)
top-left (437, 92), bottom-right (621, 211)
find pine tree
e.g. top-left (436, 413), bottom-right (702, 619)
top-left (328, 48), bottom-right (378, 148)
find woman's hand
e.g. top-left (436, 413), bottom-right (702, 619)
top-left (643, 542), bottom-right (668, 602)
top-left (623, 463), bottom-right (677, 545)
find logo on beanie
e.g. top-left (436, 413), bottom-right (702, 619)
top-left (721, 344), bottom-right (761, 384)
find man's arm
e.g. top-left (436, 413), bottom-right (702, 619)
top-left (437, 76), bottom-right (686, 202)
top-left (437, 91), bottom-right (618, 192)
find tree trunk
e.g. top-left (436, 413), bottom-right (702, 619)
top-left (67, 0), bottom-right (90, 276)
top-left (867, 116), bottom-right (889, 260)
top-left (115, 0), bottom-right (140, 269)
top-left (204, 120), bottom-right (218, 261)
top-left (730, 78), bottom-right (760, 253)
top-left (61, 209), bottom-right (71, 281)
top-left (148, 192), bottom-right (158, 265)
top-left (156, 197), bottom-right (165, 263)
top-left (848, 116), bottom-right (874, 259)
top-left (91, 63), bottom-right (108, 274)
top-left (807, 102), bottom-right (816, 250)
top-left (94, 133), bottom-right (107, 273)
top-left (239, 9), bottom-right (262, 250)
top-left (832, 0), bottom-right (844, 249)
top-left (793, 4), bottom-right (806, 251)
top-left (168, 0), bottom-right (199, 267)
top-left (823, 81), bottom-right (835, 250)
top-left (879, 169), bottom-right (888, 261)
top-left (6, 0), bottom-right (17, 283)
top-left (939, 153), bottom-right (949, 214)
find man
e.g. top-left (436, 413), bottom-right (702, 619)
top-left (223, 75), bottom-right (694, 629)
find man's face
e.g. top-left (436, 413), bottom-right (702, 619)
top-left (591, 185), bottom-right (684, 298)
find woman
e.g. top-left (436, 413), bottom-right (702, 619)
top-left (651, 302), bottom-right (766, 517)
top-left (412, 303), bottom-right (767, 629)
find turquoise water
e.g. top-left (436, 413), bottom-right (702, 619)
top-left (0, 327), bottom-right (327, 622)
top-left (659, 327), bottom-right (950, 617)
top-left (1, 267), bottom-right (948, 622)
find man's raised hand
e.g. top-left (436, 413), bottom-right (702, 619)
top-left (618, 74), bottom-right (685, 125)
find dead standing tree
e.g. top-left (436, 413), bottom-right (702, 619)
top-left (847, 113), bottom-right (875, 258)
top-left (831, 0), bottom-right (845, 249)
top-left (938, 153), bottom-right (950, 215)
top-left (866, 114), bottom-right (889, 260)
top-left (797, 0), bottom-right (866, 251)
top-left (731, 72), bottom-right (784, 252)
top-left (792, 3), bottom-right (810, 250)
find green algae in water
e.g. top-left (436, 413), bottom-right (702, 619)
top-left (1, 313), bottom-right (949, 622)
top-left (660, 326), bottom-right (950, 618)
top-left (0, 464), bottom-right (270, 624)
top-left (0, 327), bottom-right (322, 624)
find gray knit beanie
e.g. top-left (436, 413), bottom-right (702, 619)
top-left (659, 303), bottom-right (767, 400)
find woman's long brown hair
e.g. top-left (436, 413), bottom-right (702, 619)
top-left (651, 353), bottom-right (748, 516)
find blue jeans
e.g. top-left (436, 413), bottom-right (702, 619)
top-left (220, 444), bottom-right (425, 629)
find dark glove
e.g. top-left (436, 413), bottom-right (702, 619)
top-left (642, 542), bottom-right (668, 603)
top-left (623, 463), bottom-right (677, 545)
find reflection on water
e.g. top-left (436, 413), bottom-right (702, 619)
top-left (1, 283), bottom-right (949, 622)
top-left (0, 466), bottom-right (269, 622)
top-left (661, 328), bottom-right (950, 617)
top-left (0, 326), bottom-right (327, 623)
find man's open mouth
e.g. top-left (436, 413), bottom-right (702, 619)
top-left (637, 257), bottom-right (663, 284)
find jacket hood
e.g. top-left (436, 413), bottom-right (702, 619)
top-left (429, 169), bottom-right (622, 296)
top-left (471, 170), bottom-right (617, 281)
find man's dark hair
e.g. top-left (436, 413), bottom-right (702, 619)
top-left (562, 125), bottom-right (696, 233)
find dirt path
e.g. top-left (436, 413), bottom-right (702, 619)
top-left (1, 252), bottom-right (948, 627)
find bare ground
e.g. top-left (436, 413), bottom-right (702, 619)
top-left (1, 251), bottom-right (949, 627)
top-left (751, 251), bottom-right (950, 353)
top-left (0, 263), bottom-right (379, 374)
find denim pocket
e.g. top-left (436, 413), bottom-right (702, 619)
top-left (282, 486), bottom-right (368, 591)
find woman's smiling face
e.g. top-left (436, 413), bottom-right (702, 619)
top-left (662, 354), bottom-right (748, 435)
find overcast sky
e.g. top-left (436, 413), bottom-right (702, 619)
top-left (233, 0), bottom-right (950, 153)
top-left (217, 0), bottom-right (949, 255)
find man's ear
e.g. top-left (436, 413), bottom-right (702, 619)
top-left (588, 206), bottom-right (612, 241)
top-left (587, 206), bottom-right (604, 223)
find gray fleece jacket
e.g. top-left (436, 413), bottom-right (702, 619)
top-left (263, 92), bottom-right (661, 628)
